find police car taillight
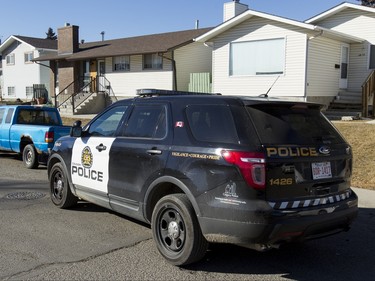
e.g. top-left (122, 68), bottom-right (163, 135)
top-left (222, 150), bottom-right (266, 190)
top-left (45, 131), bottom-right (54, 143)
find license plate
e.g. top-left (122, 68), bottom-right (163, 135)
top-left (311, 162), bottom-right (332, 180)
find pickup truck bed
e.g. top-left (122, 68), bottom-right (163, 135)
top-left (0, 105), bottom-right (71, 168)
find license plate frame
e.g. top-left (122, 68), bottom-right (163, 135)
top-left (311, 162), bottom-right (332, 180)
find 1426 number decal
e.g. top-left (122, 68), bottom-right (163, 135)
top-left (269, 178), bottom-right (293, 186)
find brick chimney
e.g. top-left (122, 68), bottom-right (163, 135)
top-left (57, 24), bottom-right (79, 55)
top-left (223, 0), bottom-right (248, 22)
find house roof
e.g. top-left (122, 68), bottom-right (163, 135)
top-left (194, 8), bottom-right (363, 44)
top-left (0, 35), bottom-right (57, 54)
top-left (35, 27), bottom-right (213, 62)
top-left (305, 2), bottom-right (375, 24)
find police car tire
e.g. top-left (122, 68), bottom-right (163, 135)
top-left (151, 194), bottom-right (208, 266)
top-left (50, 162), bottom-right (78, 209)
top-left (23, 144), bottom-right (39, 169)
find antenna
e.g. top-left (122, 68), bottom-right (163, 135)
top-left (261, 75), bottom-right (280, 98)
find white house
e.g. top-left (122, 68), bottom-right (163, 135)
top-left (0, 36), bottom-right (57, 101)
top-left (195, 1), bottom-right (374, 111)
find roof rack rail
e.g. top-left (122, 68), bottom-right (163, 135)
top-left (136, 88), bottom-right (221, 97)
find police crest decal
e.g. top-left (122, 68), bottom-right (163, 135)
top-left (81, 146), bottom-right (93, 168)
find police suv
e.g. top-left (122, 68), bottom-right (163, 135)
top-left (48, 89), bottom-right (358, 266)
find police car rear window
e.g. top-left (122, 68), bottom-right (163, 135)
top-left (246, 104), bottom-right (344, 145)
top-left (186, 105), bottom-right (239, 144)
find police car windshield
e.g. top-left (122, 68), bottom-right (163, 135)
top-left (246, 104), bottom-right (344, 145)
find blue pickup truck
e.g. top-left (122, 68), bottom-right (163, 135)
top-left (0, 105), bottom-right (71, 168)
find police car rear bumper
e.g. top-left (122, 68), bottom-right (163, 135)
top-left (199, 193), bottom-right (358, 250)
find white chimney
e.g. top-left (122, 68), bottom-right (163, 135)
top-left (223, 0), bottom-right (248, 22)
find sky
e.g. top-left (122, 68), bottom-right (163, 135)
top-left (0, 0), bottom-right (359, 44)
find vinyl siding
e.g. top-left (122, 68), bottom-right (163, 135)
top-left (313, 8), bottom-right (375, 90)
top-left (105, 54), bottom-right (173, 97)
top-left (174, 42), bottom-right (212, 91)
top-left (2, 42), bottom-right (51, 100)
top-left (306, 36), bottom-right (342, 97)
top-left (211, 16), bottom-right (307, 98)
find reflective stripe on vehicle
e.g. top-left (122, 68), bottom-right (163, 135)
top-left (268, 190), bottom-right (352, 210)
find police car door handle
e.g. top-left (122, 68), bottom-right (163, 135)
top-left (147, 149), bottom-right (162, 155)
top-left (96, 144), bottom-right (107, 152)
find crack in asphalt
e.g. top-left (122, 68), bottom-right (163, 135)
top-left (3, 237), bottom-right (153, 280)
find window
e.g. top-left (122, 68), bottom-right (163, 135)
top-left (113, 56), bottom-right (130, 71)
top-left (26, 86), bottom-right (33, 97)
top-left (88, 105), bottom-right (128, 137)
top-left (5, 108), bottom-right (14, 124)
top-left (186, 105), bottom-right (239, 144)
top-left (143, 54), bottom-right (163, 70)
top-left (0, 108), bottom-right (5, 123)
top-left (369, 45), bottom-right (375, 69)
top-left (6, 54), bottom-right (15, 65)
top-left (123, 105), bottom-right (167, 139)
top-left (16, 109), bottom-right (60, 125)
top-left (24, 52), bottom-right (34, 63)
top-left (8, 87), bottom-right (15, 96)
top-left (230, 38), bottom-right (285, 76)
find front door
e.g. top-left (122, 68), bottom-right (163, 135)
top-left (97, 59), bottom-right (106, 92)
top-left (340, 45), bottom-right (349, 89)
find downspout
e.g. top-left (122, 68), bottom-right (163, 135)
top-left (158, 52), bottom-right (177, 90)
top-left (305, 29), bottom-right (324, 102)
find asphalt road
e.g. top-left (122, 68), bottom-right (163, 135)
top-left (0, 152), bottom-right (374, 280)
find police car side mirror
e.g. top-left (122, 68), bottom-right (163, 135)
top-left (70, 120), bottom-right (82, 137)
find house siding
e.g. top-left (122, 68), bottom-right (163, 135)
top-left (306, 36), bottom-right (342, 99)
top-left (313, 8), bottom-right (375, 91)
top-left (2, 42), bottom-right (51, 100)
top-left (211, 17), bottom-right (308, 98)
top-left (174, 42), bottom-right (212, 91)
top-left (105, 53), bottom-right (173, 97)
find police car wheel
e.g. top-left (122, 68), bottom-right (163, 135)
top-left (151, 194), bottom-right (208, 266)
top-left (50, 162), bottom-right (78, 209)
top-left (23, 144), bottom-right (39, 169)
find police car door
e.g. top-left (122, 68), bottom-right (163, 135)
top-left (71, 105), bottom-right (128, 198)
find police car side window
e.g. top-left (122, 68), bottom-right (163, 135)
top-left (88, 106), bottom-right (128, 137)
top-left (123, 105), bottom-right (166, 139)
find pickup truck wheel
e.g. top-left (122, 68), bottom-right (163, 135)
top-left (151, 194), bottom-right (208, 266)
top-left (50, 162), bottom-right (78, 209)
top-left (23, 144), bottom-right (39, 169)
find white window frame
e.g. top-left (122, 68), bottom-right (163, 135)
top-left (113, 56), bottom-right (130, 71)
top-left (229, 38), bottom-right (285, 76)
top-left (8, 86), bottom-right (15, 96)
top-left (6, 54), bottom-right (15, 65)
top-left (143, 53), bottom-right (163, 70)
top-left (26, 86), bottom-right (34, 97)
top-left (24, 52), bottom-right (34, 64)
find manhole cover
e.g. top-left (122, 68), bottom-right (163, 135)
top-left (5, 192), bottom-right (46, 200)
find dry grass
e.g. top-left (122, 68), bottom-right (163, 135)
top-left (61, 116), bottom-right (375, 190)
top-left (333, 121), bottom-right (375, 190)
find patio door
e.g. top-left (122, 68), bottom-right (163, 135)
top-left (340, 44), bottom-right (349, 89)
top-left (97, 59), bottom-right (106, 92)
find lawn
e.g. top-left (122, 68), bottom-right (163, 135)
top-left (61, 117), bottom-right (375, 190)
top-left (333, 121), bottom-right (375, 190)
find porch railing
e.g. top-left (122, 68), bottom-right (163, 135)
top-left (362, 70), bottom-right (375, 118)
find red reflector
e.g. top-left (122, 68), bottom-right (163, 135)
top-left (222, 150), bottom-right (266, 190)
top-left (45, 131), bottom-right (54, 143)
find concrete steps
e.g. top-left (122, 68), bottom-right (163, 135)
top-left (324, 91), bottom-right (362, 120)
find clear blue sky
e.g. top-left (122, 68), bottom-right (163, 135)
top-left (0, 0), bottom-right (359, 43)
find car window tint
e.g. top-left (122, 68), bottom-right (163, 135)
top-left (246, 104), bottom-right (344, 145)
top-left (186, 105), bottom-right (239, 144)
top-left (124, 105), bottom-right (166, 139)
top-left (16, 109), bottom-right (60, 125)
top-left (88, 105), bottom-right (128, 137)
top-left (0, 108), bottom-right (5, 123)
top-left (5, 109), bottom-right (14, 124)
